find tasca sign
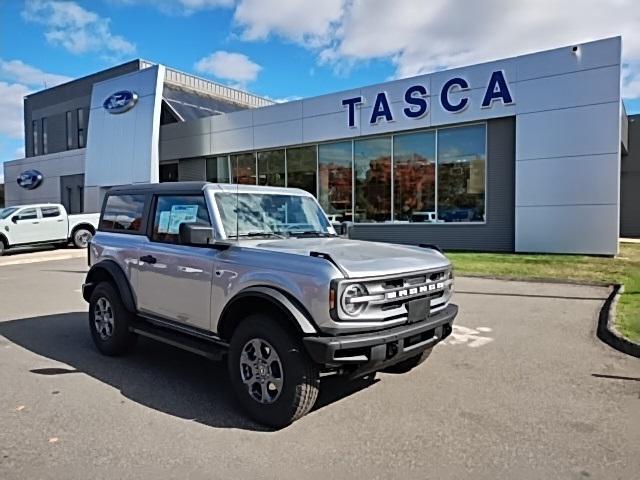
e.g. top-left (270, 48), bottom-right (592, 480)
top-left (103, 90), bottom-right (138, 114)
top-left (341, 70), bottom-right (513, 127)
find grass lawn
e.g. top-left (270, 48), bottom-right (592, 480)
top-left (447, 243), bottom-right (640, 342)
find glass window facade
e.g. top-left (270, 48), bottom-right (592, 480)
top-left (231, 153), bottom-right (257, 184)
top-left (42, 118), bottom-right (48, 155)
top-left (354, 137), bottom-right (391, 222)
top-left (437, 124), bottom-right (486, 222)
top-left (206, 156), bottom-right (230, 183)
top-left (257, 149), bottom-right (285, 186)
top-left (77, 108), bottom-right (86, 148)
top-left (393, 131), bottom-right (436, 222)
top-left (318, 141), bottom-right (353, 222)
top-left (32, 120), bottom-right (39, 156)
top-left (286, 146), bottom-right (317, 195)
top-left (173, 123), bottom-right (486, 225)
top-left (66, 111), bottom-right (73, 150)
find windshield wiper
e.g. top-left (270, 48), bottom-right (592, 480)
top-left (288, 231), bottom-right (337, 238)
top-left (236, 231), bottom-right (286, 239)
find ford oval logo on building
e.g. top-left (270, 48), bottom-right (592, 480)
top-left (103, 90), bottom-right (138, 114)
top-left (17, 170), bottom-right (43, 190)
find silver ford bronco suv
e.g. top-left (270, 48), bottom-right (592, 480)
top-left (83, 182), bottom-right (457, 428)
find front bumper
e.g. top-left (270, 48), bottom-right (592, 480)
top-left (303, 304), bottom-right (457, 376)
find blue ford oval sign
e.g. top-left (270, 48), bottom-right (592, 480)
top-left (103, 90), bottom-right (138, 114)
top-left (17, 170), bottom-right (43, 190)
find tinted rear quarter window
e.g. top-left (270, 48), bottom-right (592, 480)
top-left (100, 194), bottom-right (146, 232)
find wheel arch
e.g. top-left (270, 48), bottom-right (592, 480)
top-left (84, 260), bottom-right (136, 313)
top-left (0, 232), bottom-right (8, 248)
top-left (217, 286), bottom-right (318, 341)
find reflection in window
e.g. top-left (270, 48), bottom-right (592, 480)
top-left (286, 146), bottom-right (316, 195)
top-left (100, 194), bottom-right (146, 232)
top-left (32, 120), bottom-right (39, 156)
top-left (206, 156), bottom-right (230, 183)
top-left (231, 153), bottom-right (256, 185)
top-left (437, 124), bottom-right (486, 222)
top-left (257, 149), bottom-right (285, 186)
top-left (393, 131), bottom-right (436, 222)
top-left (354, 137), bottom-right (391, 222)
top-left (42, 118), bottom-right (48, 155)
top-left (318, 141), bottom-right (352, 221)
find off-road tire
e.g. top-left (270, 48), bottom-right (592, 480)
top-left (381, 347), bottom-right (433, 374)
top-left (89, 282), bottom-right (137, 356)
top-left (228, 315), bottom-right (319, 429)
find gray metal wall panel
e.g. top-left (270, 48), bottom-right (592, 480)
top-left (349, 117), bottom-right (516, 252)
top-left (178, 157), bottom-right (206, 181)
top-left (621, 115), bottom-right (640, 237)
top-left (25, 60), bottom-right (141, 157)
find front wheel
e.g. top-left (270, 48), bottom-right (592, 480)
top-left (72, 227), bottom-right (93, 248)
top-left (89, 282), bottom-right (137, 356)
top-left (380, 347), bottom-right (433, 374)
top-left (228, 315), bottom-right (319, 429)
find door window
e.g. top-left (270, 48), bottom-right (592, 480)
top-left (151, 195), bottom-right (211, 244)
top-left (41, 206), bottom-right (61, 218)
top-left (15, 208), bottom-right (38, 221)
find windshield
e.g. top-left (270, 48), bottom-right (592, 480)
top-left (214, 192), bottom-right (333, 238)
top-left (0, 207), bottom-right (19, 219)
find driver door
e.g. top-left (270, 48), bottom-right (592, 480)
top-left (135, 194), bottom-right (216, 331)
top-left (10, 207), bottom-right (41, 244)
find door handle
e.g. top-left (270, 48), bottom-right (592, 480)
top-left (56, 219), bottom-right (64, 222)
top-left (139, 255), bottom-right (157, 264)
top-left (32, 221), bottom-right (39, 224)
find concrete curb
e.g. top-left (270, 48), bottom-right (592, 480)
top-left (596, 284), bottom-right (640, 358)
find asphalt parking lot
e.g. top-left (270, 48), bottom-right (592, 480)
top-left (1, 252), bottom-right (639, 479)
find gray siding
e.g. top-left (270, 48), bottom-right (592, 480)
top-left (621, 114), bottom-right (640, 237)
top-left (25, 60), bottom-right (141, 157)
top-left (178, 157), bottom-right (206, 181)
top-left (349, 117), bottom-right (516, 252)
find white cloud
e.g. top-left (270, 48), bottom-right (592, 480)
top-left (0, 82), bottom-right (30, 139)
top-left (233, 0), bottom-right (640, 101)
top-left (194, 51), bottom-right (262, 87)
top-left (0, 59), bottom-right (70, 152)
top-left (234, 0), bottom-right (344, 46)
top-left (22, 0), bottom-right (135, 57)
top-left (0, 59), bottom-right (72, 89)
top-left (109, 0), bottom-right (234, 15)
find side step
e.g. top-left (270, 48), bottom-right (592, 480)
top-left (130, 320), bottom-right (227, 361)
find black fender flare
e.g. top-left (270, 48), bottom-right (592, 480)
top-left (218, 286), bottom-right (318, 339)
top-left (83, 260), bottom-right (137, 313)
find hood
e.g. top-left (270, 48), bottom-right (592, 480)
top-left (249, 237), bottom-right (450, 278)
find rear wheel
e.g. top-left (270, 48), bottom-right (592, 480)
top-left (380, 347), bottom-right (433, 374)
top-left (0, 240), bottom-right (5, 256)
top-left (228, 315), bottom-right (319, 428)
top-left (88, 282), bottom-right (137, 356)
top-left (72, 227), bottom-right (93, 248)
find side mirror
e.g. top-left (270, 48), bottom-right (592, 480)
top-left (11, 216), bottom-right (19, 224)
top-left (178, 223), bottom-right (231, 250)
top-left (179, 223), bottom-right (214, 245)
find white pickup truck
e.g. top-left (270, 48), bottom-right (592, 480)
top-left (0, 203), bottom-right (99, 255)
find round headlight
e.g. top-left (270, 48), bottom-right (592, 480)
top-left (341, 283), bottom-right (367, 316)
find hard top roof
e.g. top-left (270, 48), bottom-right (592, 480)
top-left (106, 182), bottom-right (312, 196)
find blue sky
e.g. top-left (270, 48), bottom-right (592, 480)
top-left (1, 0), bottom-right (639, 176)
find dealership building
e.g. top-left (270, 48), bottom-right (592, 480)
top-left (3, 36), bottom-right (639, 255)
